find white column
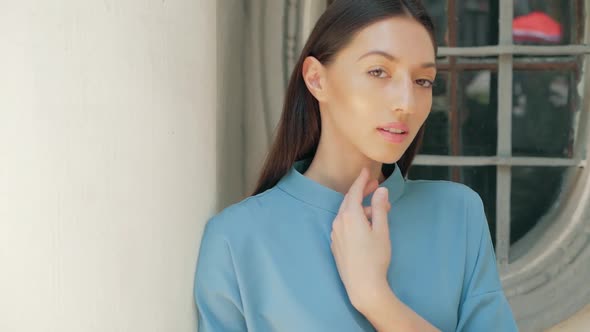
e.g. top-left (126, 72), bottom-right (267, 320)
top-left (0, 1), bottom-right (216, 331)
top-left (546, 305), bottom-right (590, 332)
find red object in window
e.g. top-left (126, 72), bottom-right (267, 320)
top-left (513, 11), bottom-right (562, 43)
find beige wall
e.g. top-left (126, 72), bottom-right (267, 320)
top-left (0, 1), bottom-right (215, 330)
top-left (547, 304), bottom-right (590, 332)
top-left (1, 0), bottom-right (588, 331)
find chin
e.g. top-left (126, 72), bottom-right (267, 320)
top-left (365, 149), bottom-right (404, 165)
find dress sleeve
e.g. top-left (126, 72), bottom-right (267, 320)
top-left (194, 220), bottom-right (247, 332)
top-left (455, 192), bottom-right (519, 332)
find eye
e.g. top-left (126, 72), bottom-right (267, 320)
top-left (368, 68), bottom-right (388, 79)
top-left (416, 78), bottom-right (434, 88)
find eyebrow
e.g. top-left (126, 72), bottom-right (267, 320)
top-left (357, 50), bottom-right (437, 68)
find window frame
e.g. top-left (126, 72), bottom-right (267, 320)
top-left (296, 1), bottom-right (590, 329)
top-left (410, 0), bottom-right (589, 272)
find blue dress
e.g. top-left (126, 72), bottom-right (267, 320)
top-left (194, 158), bottom-right (519, 331)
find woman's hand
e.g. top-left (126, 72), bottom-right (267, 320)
top-left (330, 167), bottom-right (393, 312)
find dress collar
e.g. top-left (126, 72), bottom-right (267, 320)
top-left (276, 158), bottom-right (406, 214)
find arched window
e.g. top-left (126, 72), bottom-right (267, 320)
top-left (314, 1), bottom-right (590, 330)
top-left (404, 1), bottom-right (590, 330)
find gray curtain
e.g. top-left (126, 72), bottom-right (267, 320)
top-left (216, 0), bottom-right (325, 209)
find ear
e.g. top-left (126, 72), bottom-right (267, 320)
top-left (302, 56), bottom-right (327, 102)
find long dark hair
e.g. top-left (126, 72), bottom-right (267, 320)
top-left (251, 0), bottom-right (437, 196)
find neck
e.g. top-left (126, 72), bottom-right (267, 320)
top-left (303, 129), bottom-right (385, 194)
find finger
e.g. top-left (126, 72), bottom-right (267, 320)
top-left (363, 203), bottom-right (391, 220)
top-left (363, 206), bottom-right (372, 219)
top-left (371, 187), bottom-right (389, 233)
top-left (362, 178), bottom-right (379, 198)
top-left (343, 167), bottom-right (370, 208)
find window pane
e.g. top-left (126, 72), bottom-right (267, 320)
top-left (408, 166), bottom-right (497, 246)
top-left (420, 68), bottom-right (499, 156)
top-left (421, 73), bottom-right (450, 155)
top-left (423, 0), bottom-right (584, 47)
top-left (459, 70), bottom-right (498, 155)
top-left (423, 0), bottom-right (499, 47)
top-left (456, 0), bottom-right (498, 47)
top-left (514, 0), bottom-right (584, 45)
top-left (510, 166), bottom-right (568, 244)
top-left (422, 0), bottom-right (448, 46)
top-left (512, 68), bottom-right (579, 158)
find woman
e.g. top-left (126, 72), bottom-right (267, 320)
top-left (194, 0), bottom-right (518, 331)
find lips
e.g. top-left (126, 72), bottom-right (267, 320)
top-left (378, 122), bottom-right (409, 133)
top-left (377, 122), bottom-right (410, 143)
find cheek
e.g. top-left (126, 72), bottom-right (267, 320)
top-left (402, 92), bottom-right (432, 143)
top-left (415, 92), bottom-right (433, 123)
top-left (327, 74), bottom-right (377, 130)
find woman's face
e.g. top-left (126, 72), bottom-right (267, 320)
top-left (306, 16), bottom-right (436, 164)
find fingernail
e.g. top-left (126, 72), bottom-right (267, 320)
top-left (376, 187), bottom-right (386, 199)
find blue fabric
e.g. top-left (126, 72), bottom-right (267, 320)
top-left (194, 159), bottom-right (519, 332)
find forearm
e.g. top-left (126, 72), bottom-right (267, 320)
top-left (357, 283), bottom-right (441, 332)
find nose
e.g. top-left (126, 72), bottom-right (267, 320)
top-left (391, 73), bottom-right (416, 114)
